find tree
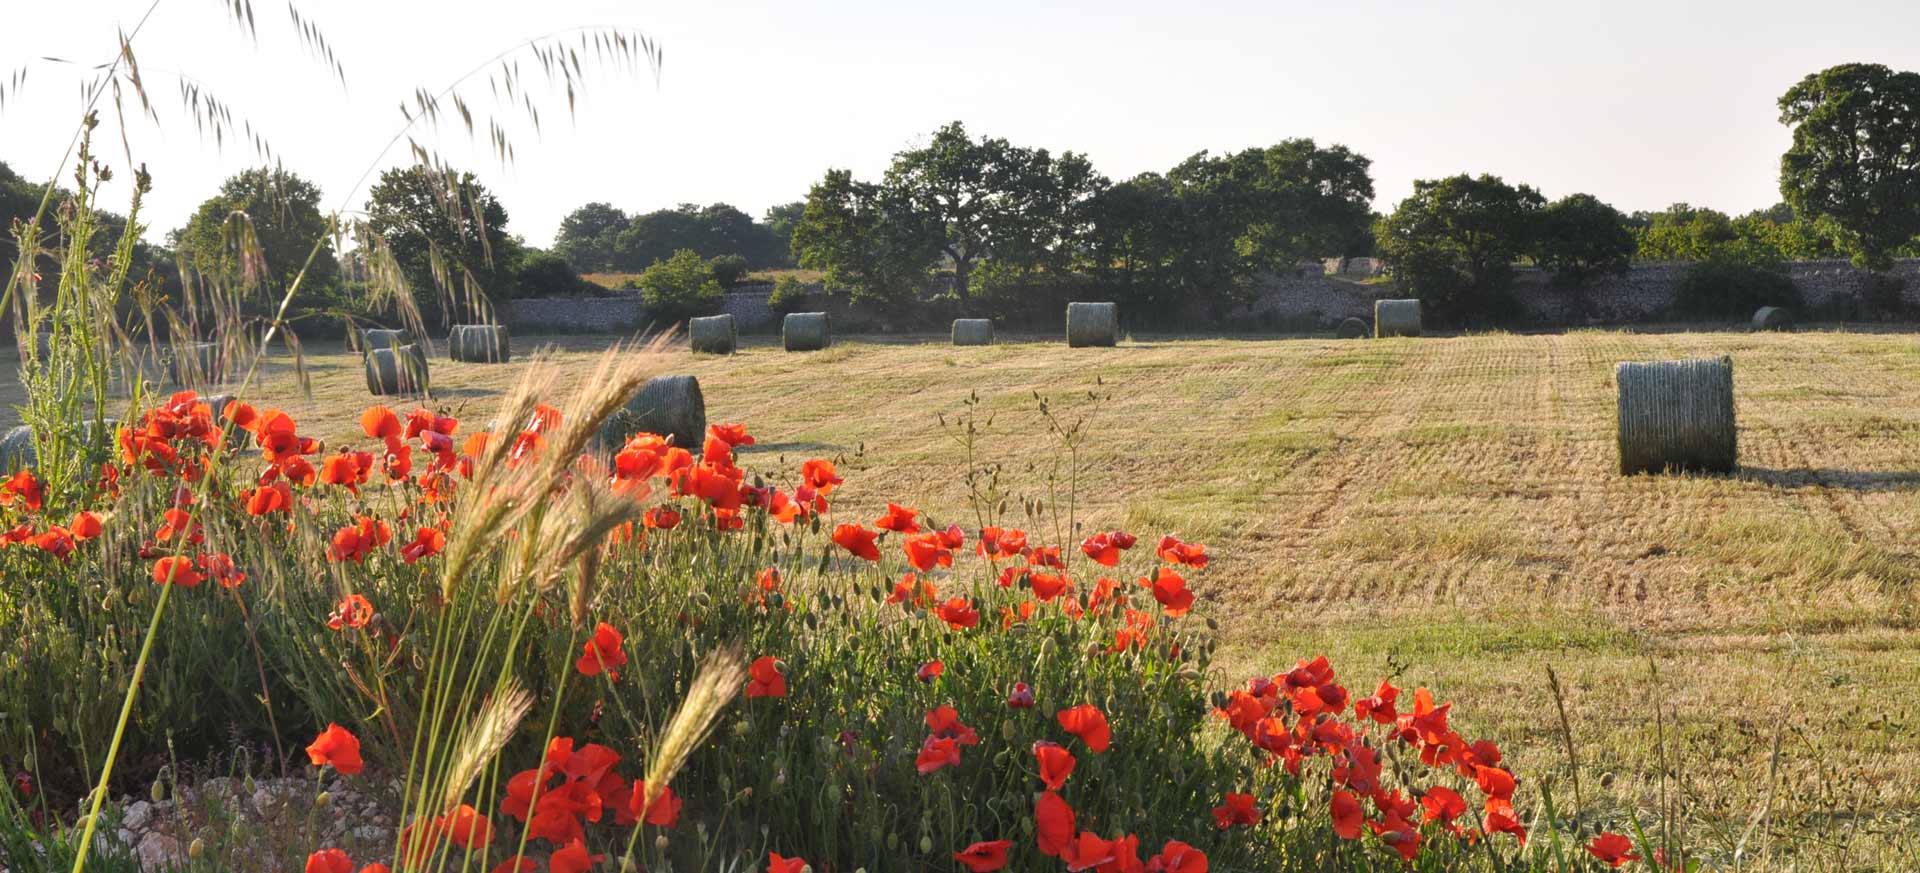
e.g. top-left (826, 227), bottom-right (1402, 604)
top-left (633, 248), bottom-right (722, 323)
top-left (171, 167), bottom-right (339, 301)
top-left (790, 168), bottom-right (936, 307)
top-left (1374, 174), bottom-right (1544, 323)
top-left (1779, 63), bottom-right (1920, 271)
top-left (364, 165), bottom-right (517, 324)
top-left (513, 250), bottom-right (594, 298)
top-left (763, 201), bottom-right (806, 267)
top-left (609, 202), bottom-right (788, 271)
top-left (551, 202), bottom-right (627, 272)
top-left (1533, 193), bottom-right (1635, 286)
top-left (1225, 139), bottom-right (1376, 269)
top-left (1630, 203), bottom-right (1736, 262)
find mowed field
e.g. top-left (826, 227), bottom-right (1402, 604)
top-left (6, 328), bottom-right (1919, 861)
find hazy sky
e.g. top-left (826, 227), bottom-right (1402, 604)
top-left (3, 0), bottom-right (1917, 249)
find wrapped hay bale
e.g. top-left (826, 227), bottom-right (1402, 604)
top-left (1065, 302), bottom-right (1118, 347)
top-left (600, 375), bottom-right (706, 455)
top-left (1374, 299), bottom-right (1422, 337)
top-left (951, 318), bottom-right (994, 346)
top-left (359, 328), bottom-right (410, 352)
top-left (1336, 317), bottom-right (1369, 339)
top-left (1752, 306), bottom-right (1794, 332)
top-left (448, 324), bottom-right (512, 363)
top-left (167, 342), bottom-right (225, 385)
top-left (689, 314), bottom-right (738, 355)
top-left (783, 312), bottom-right (831, 352)
top-left (364, 344), bottom-right (431, 396)
top-left (0, 426), bottom-right (33, 471)
top-left (203, 395), bottom-right (250, 449)
top-left (1616, 356), bottom-right (1737, 475)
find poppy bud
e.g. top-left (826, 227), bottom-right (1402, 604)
top-left (887, 832), bottom-right (899, 852)
top-left (1000, 721), bottom-right (1016, 741)
top-left (151, 780), bottom-right (166, 803)
top-left (919, 835), bottom-right (933, 854)
top-left (1600, 771), bottom-right (1615, 788)
top-left (188, 838), bottom-right (205, 859)
top-left (655, 834), bottom-right (669, 852)
top-left (316, 791), bottom-right (331, 808)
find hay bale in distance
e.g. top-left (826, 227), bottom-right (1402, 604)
top-left (783, 312), bottom-right (831, 351)
top-left (600, 375), bottom-right (706, 455)
top-left (1752, 306), bottom-right (1794, 332)
top-left (448, 324), bottom-right (512, 363)
top-left (1616, 356), bottom-right (1737, 475)
top-left (202, 394), bottom-right (250, 449)
top-left (360, 328), bottom-right (410, 352)
top-left (0, 426), bottom-right (33, 471)
top-left (364, 344), bottom-right (431, 396)
top-left (952, 318), bottom-right (994, 346)
top-left (1066, 302), bottom-right (1118, 347)
top-left (1374, 299), bottom-right (1422, 338)
top-left (1336, 317), bottom-right (1369, 339)
top-left (167, 342), bottom-right (224, 385)
top-left (689, 314), bottom-right (738, 355)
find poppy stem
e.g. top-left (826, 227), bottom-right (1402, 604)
top-left (69, 579), bottom-right (175, 873)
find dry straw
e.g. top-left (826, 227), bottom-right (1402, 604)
top-left (1374, 299), bottom-right (1422, 337)
top-left (1066, 302), bottom-right (1117, 347)
top-left (783, 311), bottom-right (831, 351)
top-left (1615, 355), bottom-right (1737, 475)
top-left (951, 318), bottom-right (994, 346)
top-left (448, 324), bottom-right (511, 363)
top-left (688, 314), bottom-right (737, 355)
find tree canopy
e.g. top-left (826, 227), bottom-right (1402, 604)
top-left (1375, 173), bottom-right (1544, 322)
top-left (1778, 63), bottom-right (1920, 271)
top-left (170, 167), bottom-right (339, 301)
top-left (364, 165), bottom-right (518, 323)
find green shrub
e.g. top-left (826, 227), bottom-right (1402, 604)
top-left (707, 253), bottom-right (749, 288)
top-left (767, 274), bottom-right (809, 314)
top-left (511, 250), bottom-right (594, 298)
top-left (634, 248), bottom-right (723, 323)
top-left (1672, 255), bottom-right (1802, 318)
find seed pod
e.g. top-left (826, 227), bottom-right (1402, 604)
top-left (316, 791), bottom-right (331, 808)
top-left (188, 838), bottom-right (205, 859)
top-left (151, 780), bottom-right (166, 803)
top-left (919, 835), bottom-right (933, 854)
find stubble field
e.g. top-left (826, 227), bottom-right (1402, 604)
top-left (5, 327), bottom-right (1918, 862)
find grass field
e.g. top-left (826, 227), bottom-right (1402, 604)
top-left (6, 328), bottom-right (1919, 862)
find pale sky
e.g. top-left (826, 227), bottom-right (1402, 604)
top-left (3, 0), bottom-right (1917, 250)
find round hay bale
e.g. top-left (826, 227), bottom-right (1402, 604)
top-left (689, 314), bottom-right (738, 355)
top-left (448, 324), bottom-right (512, 363)
top-left (359, 328), bottom-right (410, 352)
top-left (202, 394), bottom-right (250, 449)
top-left (1374, 299), bottom-right (1422, 337)
top-left (364, 344), bottom-right (431, 396)
top-left (1065, 302), bottom-right (1118, 347)
top-left (1752, 306), bottom-right (1794, 332)
top-left (1616, 356), bottom-right (1737, 475)
top-left (600, 375), bottom-right (706, 454)
top-left (951, 318), bottom-right (994, 346)
top-left (0, 426), bottom-right (34, 471)
top-left (1335, 317), bottom-right (1369, 339)
top-left (167, 342), bottom-right (224, 385)
top-left (783, 312), bottom-right (831, 352)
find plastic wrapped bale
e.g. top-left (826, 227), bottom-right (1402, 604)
top-left (359, 328), bottom-right (410, 352)
top-left (689, 314), bottom-right (738, 355)
top-left (449, 324), bottom-right (512, 363)
top-left (1336, 317), bottom-right (1369, 339)
top-left (600, 375), bottom-right (706, 455)
top-left (1065, 302), bottom-right (1118, 347)
top-left (783, 312), bottom-right (831, 351)
top-left (1616, 356), bottom-right (1737, 475)
top-left (167, 342), bottom-right (225, 385)
top-left (0, 426), bottom-right (33, 471)
top-left (364, 344), bottom-right (431, 396)
top-left (952, 318), bottom-right (994, 346)
top-left (1752, 306), bottom-right (1794, 332)
top-left (1374, 299), bottom-right (1422, 337)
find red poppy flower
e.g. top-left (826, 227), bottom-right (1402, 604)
top-left (440, 804), bottom-right (493, 849)
top-left (1035, 790), bottom-right (1076, 857)
top-left (831, 523), bottom-right (881, 561)
top-left (887, 573), bottom-right (938, 607)
top-left (1355, 679), bottom-right (1399, 724)
top-left (305, 723), bottom-right (364, 775)
top-left (328, 594), bottom-right (374, 631)
top-left (934, 598), bottom-right (980, 630)
top-left (200, 552), bottom-right (247, 588)
top-left (1474, 765), bottom-right (1517, 800)
top-left (305, 849), bottom-right (354, 873)
top-left (1145, 840), bottom-right (1206, 873)
top-left (708, 422), bottom-right (754, 448)
top-left (549, 839), bottom-right (604, 873)
top-left (746, 655), bottom-right (787, 698)
top-left (70, 511), bottom-right (104, 540)
top-left (874, 502), bottom-right (921, 533)
top-left (766, 853), bottom-right (808, 873)
top-left (903, 532), bottom-right (953, 571)
top-left (757, 567), bottom-right (782, 592)
top-left (0, 470), bottom-right (44, 512)
top-left (32, 527), bottom-right (75, 560)
top-left (1032, 741), bottom-right (1076, 790)
top-left (399, 526), bottom-right (446, 564)
top-left (489, 860), bottom-right (538, 873)
top-left (151, 555), bottom-right (204, 587)
top-left (1145, 567), bottom-right (1194, 616)
top-left (1029, 571), bottom-right (1071, 601)
top-left (953, 839), bottom-right (1012, 872)
top-left (1585, 832), bottom-right (1640, 868)
top-left (1056, 704), bottom-right (1111, 753)
top-left (1058, 831), bottom-right (1118, 872)
top-left (1007, 682), bottom-right (1036, 709)
top-left (800, 459), bottom-right (841, 494)
top-left (576, 622), bottom-right (628, 679)
top-left (644, 506), bottom-right (681, 529)
top-left (978, 526), bottom-right (1027, 560)
top-left (916, 735), bottom-right (963, 774)
top-left (360, 406), bottom-right (402, 440)
top-left (916, 660), bottom-right (944, 682)
top-left (628, 781), bottom-right (682, 828)
top-left (925, 705), bottom-right (980, 745)
top-left (360, 865), bottom-right (392, 873)
top-left (1330, 790), bottom-right (1363, 840)
top-left (1482, 797), bottom-right (1526, 844)
top-left (1079, 532), bottom-right (1121, 566)
top-left (1420, 785), bottom-right (1468, 825)
top-left (1212, 792), bottom-right (1259, 829)
top-left (1155, 534), bottom-right (1208, 568)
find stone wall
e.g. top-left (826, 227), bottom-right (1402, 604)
top-left (501, 296), bottom-right (647, 333)
top-left (723, 285), bottom-right (780, 332)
